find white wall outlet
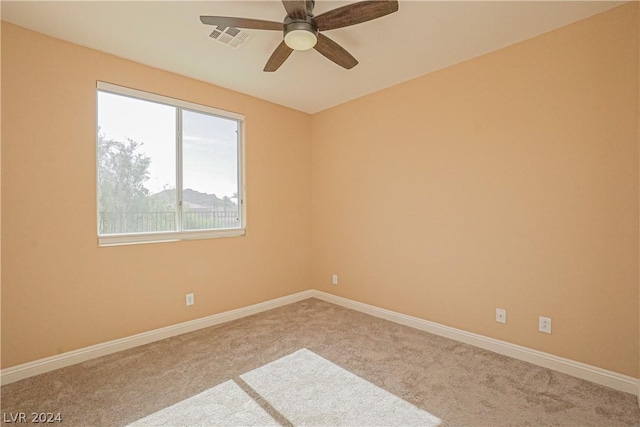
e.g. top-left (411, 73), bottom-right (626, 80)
top-left (186, 293), bottom-right (195, 306)
top-left (496, 308), bottom-right (507, 324)
top-left (332, 274), bottom-right (338, 285)
top-left (539, 316), bottom-right (551, 334)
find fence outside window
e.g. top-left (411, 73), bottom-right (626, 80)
top-left (98, 211), bottom-right (239, 234)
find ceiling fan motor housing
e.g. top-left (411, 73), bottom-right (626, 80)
top-left (283, 16), bottom-right (318, 51)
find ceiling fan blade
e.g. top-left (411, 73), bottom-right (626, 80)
top-left (200, 16), bottom-right (282, 31)
top-left (282, 0), bottom-right (307, 19)
top-left (314, 33), bottom-right (358, 70)
top-left (264, 41), bottom-right (294, 72)
top-left (314, 0), bottom-right (399, 31)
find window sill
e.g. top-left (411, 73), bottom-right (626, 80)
top-left (98, 228), bottom-right (246, 247)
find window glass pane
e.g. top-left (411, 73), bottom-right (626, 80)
top-left (97, 92), bottom-right (177, 235)
top-left (182, 110), bottom-right (239, 230)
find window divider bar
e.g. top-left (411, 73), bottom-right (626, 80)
top-left (176, 108), bottom-right (184, 232)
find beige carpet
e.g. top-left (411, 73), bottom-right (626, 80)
top-left (128, 379), bottom-right (280, 426)
top-left (2, 298), bottom-right (639, 426)
top-left (239, 348), bottom-right (440, 426)
top-left (129, 348), bottom-right (440, 426)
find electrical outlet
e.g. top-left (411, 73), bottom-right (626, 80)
top-left (332, 274), bottom-right (338, 285)
top-left (186, 293), bottom-right (195, 306)
top-left (539, 316), bottom-right (551, 334)
top-left (496, 308), bottom-right (506, 324)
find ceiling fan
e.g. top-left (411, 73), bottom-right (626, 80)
top-left (200, 0), bottom-right (399, 72)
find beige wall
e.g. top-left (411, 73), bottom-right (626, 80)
top-left (1, 23), bottom-right (312, 368)
top-left (1, 20), bottom-right (3, 368)
top-left (2, 3), bottom-right (639, 379)
top-left (311, 3), bottom-right (639, 377)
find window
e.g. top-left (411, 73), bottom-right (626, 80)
top-left (96, 82), bottom-right (245, 246)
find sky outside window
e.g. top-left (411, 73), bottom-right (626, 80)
top-left (98, 91), bottom-right (176, 194)
top-left (182, 109), bottom-right (238, 199)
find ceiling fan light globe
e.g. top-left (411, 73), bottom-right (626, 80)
top-left (284, 29), bottom-right (317, 51)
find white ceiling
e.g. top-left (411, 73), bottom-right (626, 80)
top-left (1, 1), bottom-right (624, 114)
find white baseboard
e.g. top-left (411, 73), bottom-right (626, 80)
top-left (310, 290), bottom-right (639, 395)
top-left (2, 288), bottom-right (638, 397)
top-left (0, 290), bottom-right (314, 385)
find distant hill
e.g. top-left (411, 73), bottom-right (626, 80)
top-left (151, 188), bottom-right (237, 211)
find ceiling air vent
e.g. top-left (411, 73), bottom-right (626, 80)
top-left (209, 26), bottom-right (252, 49)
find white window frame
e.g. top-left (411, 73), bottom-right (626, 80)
top-left (96, 81), bottom-right (246, 247)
